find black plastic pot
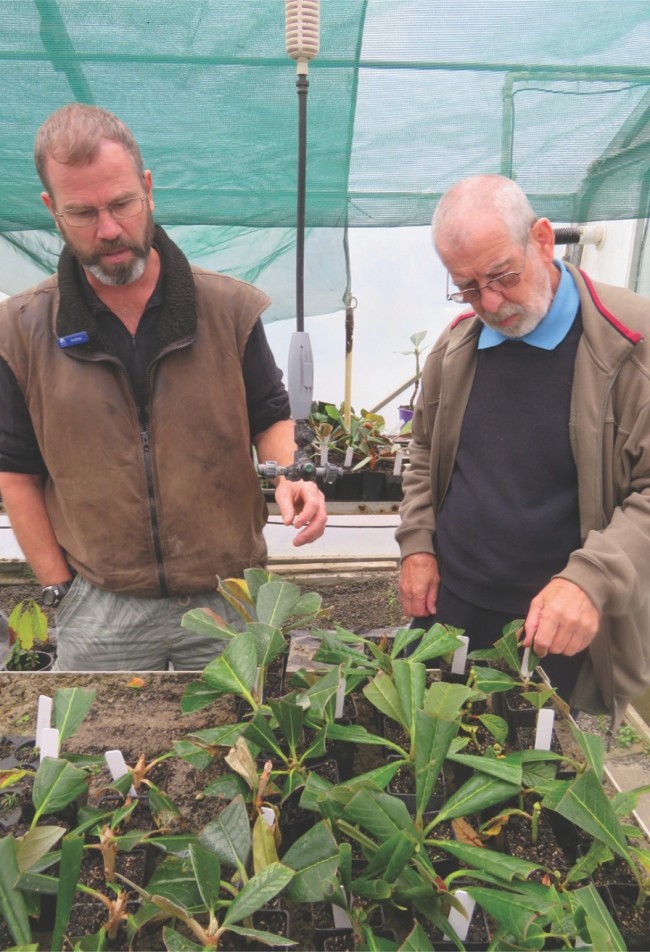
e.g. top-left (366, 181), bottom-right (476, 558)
top-left (335, 473), bottom-right (363, 500)
top-left (386, 754), bottom-right (446, 814)
top-left (3, 648), bottom-right (54, 672)
top-left (360, 471), bottom-right (385, 501)
top-left (605, 883), bottom-right (650, 951)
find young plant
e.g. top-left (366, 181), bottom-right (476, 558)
top-left (5, 598), bottom-right (50, 670)
top-left (400, 329), bottom-right (430, 410)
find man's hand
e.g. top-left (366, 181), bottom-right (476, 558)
top-left (523, 578), bottom-right (600, 657)
top-left (274, 478), bottom-right (327, 546)
top-left (399, 552), bottom-right (440, 618)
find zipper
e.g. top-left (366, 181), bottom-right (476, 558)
top-left (139, 414), bottom-right (168, 597)
top-left (67, 336), bottom-right (195, 597)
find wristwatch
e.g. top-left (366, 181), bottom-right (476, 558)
top-left (41, 581), bottom-right (72, 608)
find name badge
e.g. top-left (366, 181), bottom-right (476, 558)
top-left (57, 332), bottom-right (89, 349)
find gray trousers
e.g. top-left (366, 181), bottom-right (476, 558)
top-left (52, 574), bottom-right (242, 671)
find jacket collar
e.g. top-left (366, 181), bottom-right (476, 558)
top-left (55, 225), bottom-right (196, 352)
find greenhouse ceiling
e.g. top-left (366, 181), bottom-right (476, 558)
top-left (2, 0), bottom-right (650, 318)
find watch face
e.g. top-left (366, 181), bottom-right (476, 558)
top-left (42, 588), bottom-right (57, 607)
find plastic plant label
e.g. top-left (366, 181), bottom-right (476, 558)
top-left (261, 806), bottom-right (276, 829)
top-left (393, 449), bottom-right (403, 475)
top-left (451, 635), bottom-right (470, 675)
top-left (332, 889), bottom-right (352, 929)
top-left (344, 446), bottom-right (354, 468)
top-left (335, 673), bottom-right (346, 718)
top-left (521, 647), bottom-right (533, 679)
top-left (445, 889), bottom-right (475, 942)
top-left (35, 695), bottom-right (52, 749)
top-left (105, 749), bottom-right (137, 796)
top-left (39, 727), bottom-right (60, 761)
top-left (534, 708), bottom-right (555, 750)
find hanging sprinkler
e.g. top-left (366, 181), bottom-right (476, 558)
top-left (258, 0), bottom-right (341, 485)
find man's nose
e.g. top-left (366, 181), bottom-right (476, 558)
top-left (95, 207), bottom-right (123, 239)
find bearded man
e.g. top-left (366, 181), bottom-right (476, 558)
top-left (397, 173), bottom-right (650, 728)
top-left (0, 103), bottom-right (326, 671)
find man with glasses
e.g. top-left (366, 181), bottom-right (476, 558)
top-left (0, 103), bottom-right (326, 670)
top-left (397, 173), bottom-right (650, 727)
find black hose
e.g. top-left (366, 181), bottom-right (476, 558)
top-left (553, 227), bottom-right (582, 245)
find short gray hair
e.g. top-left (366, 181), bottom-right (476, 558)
top-left (35, 103), bottom-right (145, 195)
top-left (432, 174), bottom-right (537, 250)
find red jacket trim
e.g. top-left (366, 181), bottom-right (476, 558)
top-left (578, 268), bottom-right (643, 345)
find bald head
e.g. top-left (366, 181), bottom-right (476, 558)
top-left (432, 175), bottom-right (538, 258)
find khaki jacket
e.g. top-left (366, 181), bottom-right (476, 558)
top-left (0, 227), bottom-right (271, 597)
top-left (397, 263), bottom-right (650, 726)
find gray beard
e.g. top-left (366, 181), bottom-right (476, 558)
top-left (86, 255), bottom-right (147, 286)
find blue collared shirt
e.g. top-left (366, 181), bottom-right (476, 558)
top-left (478, 259), bottom-right (579, 350)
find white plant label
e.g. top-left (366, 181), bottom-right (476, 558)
top-left (451, 635), bottom-right (470, 675)
top-left (521, 647), bottom-right (533, 679)
top-left (344, 446), bottom-right (354, 468)
top-left (445, 889), bottom-right (475, 942)
top-left (332, 889), bottom-right (352, 929)
top-left (535, 708), bottom-right (555, 750)
top-left (335, 673), bottom-right (346, 718)
top-left (261, 806), bottom-right (276, 829)
top-left (393, 449), bottom-right (403, 475)
top-left (39, 727), bottom-right (60, 761)
top-left (105, 749), bottom-right (137, 797)
top-left (35, 694), bottom-right (53, 749)
top-left (320, 439), bottom-right (328, 466)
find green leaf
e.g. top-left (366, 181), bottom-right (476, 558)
top-left (31, 758), bottom-right (89, 825)
top-left (423, 680), bottom-right (478, 718)
top-left (52, 687), bottom-right (96, 744)
top-left (283, 822), bottom-right (340, 902)
top-left (325, 721), bottom-right (403, 753)
top-left (568, 720), bottom-right (605, 777)
top-left (16, 825), bottom-right (64, 871)
top-left (471, 665), bottom-right (518, 695)
top-left (249, 623), bottom-right (286, 668)
top-left (161, 925), bottom-right (204, 951)
top-left (405, 624), bottom-right (465, 665)
top-left (344, 787), bottom-right (413, 841)
top-left (477, 712), bottom-right (510, 745)
top-left (414, 709), bottom-right (458, 815)
top-left (201, 633), bottom-right (258, 698)
top-left (146, 855), bottom-right (204, 914)
top-left (434, 773), bottom-right (521, 825)
top-left (256, 580), bottom-right (302, 627)
top-left (0, 836), bottom-right (32, 946)
top-left (268, 697), bottom-right (306, 753)
top-left (363, 671), bottom-right (407, 730)
top-left (492, 622), bottom-right (526, 672)
top-left (465, 884), bottom-right (550, 937)
top-left (244, 711), bottom-right (285, 759)
top-left (180, 680), bottom-right (224, 713)
top-left (224, 863), bottom-right (293, 923)
top-left (198, 794), bottom-right (251, 872)
top-left (180, 606), bottom-right (235, 640)
top-left (542, 772), bottom-right (631, 861)
top-left (393, 659), bottom-right (426, 733)
top-left (432, 839), bottom-right (541, 882)
top-left (400, 921), bottom-right (435, 951)
top-left (445, 751), bottom-right (522, 787)
top-left (226, 924), bottom-right (296, 947)
top-left (571, 883), bottom-right (625, 950)
top-left (51, 831), bottom-right (84, 952)
top-left (189, 842), bottom-right (221, 913)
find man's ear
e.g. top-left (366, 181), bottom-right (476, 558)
top-left (531, 217), bottom-right (556, 262)
top-left (41, 191), bottom-right (60, 229)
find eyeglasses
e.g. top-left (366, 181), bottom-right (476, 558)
top-left (53, 195), bottom-right (147, 228)
top-left (445, 237), bottom-right (530, 304)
